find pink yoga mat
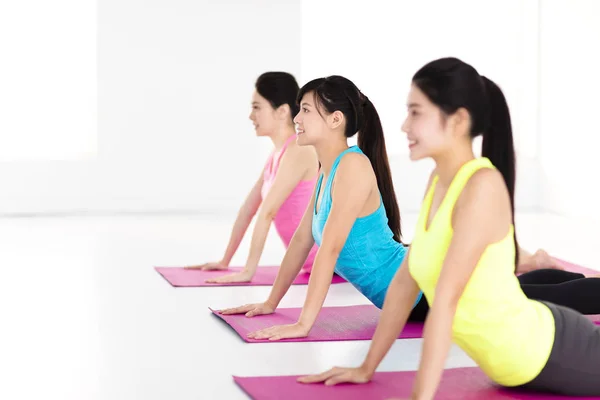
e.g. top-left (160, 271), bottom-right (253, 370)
top-left (211, 305), bottom-right (423, 342)
top-left (553, 257), bottom-right (598, 276)
top-left (155, 266), bottom-right (345, 287)
top-left (233, 367), bottom-right (600, 399)
top-left (213, 303), bottom-right (600, 343)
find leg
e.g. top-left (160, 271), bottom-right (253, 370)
top-left (520, 277), bottom-right (600, 314)
top-left (516, 302), bottom-right (600, 396)
top-left (518, 268), bottom-right (584, 285)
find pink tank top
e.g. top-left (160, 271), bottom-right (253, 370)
top-left (261, 136), bottom-right (318, 273)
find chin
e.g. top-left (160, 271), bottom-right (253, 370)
top-left (409, 150), bottom-right (427, 161)
top-left (295, 134), bottom-right (310, 146)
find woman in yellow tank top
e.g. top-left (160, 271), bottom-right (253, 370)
top-left (299, 57), bottom-right (600, 398)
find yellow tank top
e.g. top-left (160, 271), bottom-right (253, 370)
top-left (408, 157), bottom-right (555, 387)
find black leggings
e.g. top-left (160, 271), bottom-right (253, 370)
top-left (407, 268), bottom-right (600, 322)
top-left (518, 269), bottom-right (600, 315)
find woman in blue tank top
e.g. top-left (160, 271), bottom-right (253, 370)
top-left (218, 75), bottom-right (430, 340)
top-left (310, 145), bottom-right (420, 309)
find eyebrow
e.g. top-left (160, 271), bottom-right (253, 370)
top-left (300, 102), bottom-right (313, 108)
top-left (407, 103), bottom-right (422, 109)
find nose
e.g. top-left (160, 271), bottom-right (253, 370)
top-left (293, 111), bottom-right (301, 125)
top-left (401, 117), bottom-right (409, 134)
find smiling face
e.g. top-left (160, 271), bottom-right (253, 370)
top-left (293, 91), bottom-right (332, 147)
top-left (401, 84), bottom-right (459, 161)
top-left (248, 90), bottom-right (278, 137)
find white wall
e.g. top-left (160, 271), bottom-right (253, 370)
top-left (0, 0), bottom-right (302, 215)
top-left (0, 0), bottom-right (97, 162)
top-left (538, 0), bottom-right (600, 218)
top-left (300, 0), bottom-right (542, 212)
top-left (1, 0), bottom-right (596, 216)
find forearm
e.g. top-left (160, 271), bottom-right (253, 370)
top-left (221, 200), bottom-right (261, 265)
top-left (362, 278), bottom-right (420, 375)
top-left (297, 250), bottom-right (337, 330)
top-left (266, 235), bottom-right (313, 308)
top-left (412, 301), bottom-right (456, 400)
top-left (243, 214), bottom-right (272, 275)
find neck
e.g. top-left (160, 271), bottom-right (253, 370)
top-left (314, 136), bottom-right (351, 175)
top-left (433, 142), bottom-right (476, 186)
top-left (269, 124), bottom-right (296, 150)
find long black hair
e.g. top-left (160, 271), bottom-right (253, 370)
top-left (255, 72), bottom-right (299, 123)
top-left (413, 57), bottom-right (519, 266)
top-left (297, 76), bottom-right (402, 243)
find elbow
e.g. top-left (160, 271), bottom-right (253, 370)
top-left (318, 242), bottom-right (343, 261)
top-left (258, 208), bottom-right (278, 223)
top-left (432, 290), bottom-right (461, 312)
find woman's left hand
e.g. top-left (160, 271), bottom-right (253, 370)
top-left (247, 322), bottom-right (309, 341)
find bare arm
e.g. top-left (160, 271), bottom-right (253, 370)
top-left (186, 171), bottom-right (264, 270)
top-left (412, 168), bottom-right (510, 400)
top-left (264, 190), bottom-right (318, 309)
top-left (361, 256), bottom-right (420, 373)
top-left (242, 145), bottom-right (316, 277)
top-left (220, 173), bottom-right (264, 265)
top-left (296, 154), bottom-right (375, 330)
top-left (218, 178), bottom-right (318, 315)
top-left (246, 154), bottom-right (375, 340)
top-left (297, 168), bottom-right (434, 385)
top-left (358, 171), bottom-right (437, 374)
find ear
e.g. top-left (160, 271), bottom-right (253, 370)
top-left (328, 110), bottom-right (345, 130)
top-left (449, 107), bottom-right (471, 138)
top-left (276, 104), bottom-right (291, 121)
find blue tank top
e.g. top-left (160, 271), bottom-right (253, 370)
top-left (311, 146), bottom-right (423, 309)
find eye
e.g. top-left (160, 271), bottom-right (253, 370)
top-left (302, 107), bottom-right (309, 113)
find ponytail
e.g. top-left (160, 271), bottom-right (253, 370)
top-left (358, 98), bottom-right (403, 243)
top-left (480, 76), bottom-right (519, 266)
top-left (296, 75), bottom-right (403, 243)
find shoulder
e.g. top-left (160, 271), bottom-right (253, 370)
top-left (462, 167), bottom-right (506, 201)
top-left (336, 151), bottom-right (375, 183)
top-left (456, 166), bottom-right (511, 221)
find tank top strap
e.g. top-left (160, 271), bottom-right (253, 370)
top-left (428, 157), bottom-right (495, 228)
top-left (325, 146), bottom-right (362, 190)
top-left (445, 157), bottom-right (495, 203)
top-left (419, 157), bottom-right (496, 232)
top-left (273, 135), bottom-right (296, 168)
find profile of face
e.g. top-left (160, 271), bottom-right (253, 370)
top-left (293, 91), bottom-right (342, 147)
top-left (248, 90), bottom-right (289, 137)
top-left (401, 84), bottom-right (468, 161)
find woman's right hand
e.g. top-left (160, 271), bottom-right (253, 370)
top-left (217, 302), bottom-right (275, 317)
top-left (184, 261), bottom-right (228, 270)
top-left (297, 366), bottom-right (373, 386)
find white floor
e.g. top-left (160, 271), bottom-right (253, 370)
top-left (1, 212), bottom-right (598, 400)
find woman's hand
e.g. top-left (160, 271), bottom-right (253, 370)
top-left (298, 365), bottom-right (373, 386)
top-left (205, 270), bottom-right (253, 284)
top-left (217, 302), bottom-right (275, 317)
top-left (247, 322), bottom-right (310, 341)
top-left (184, 261), bottom-right (228, 270)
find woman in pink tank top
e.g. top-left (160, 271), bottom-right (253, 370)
top-left (186, 72), bottom-right (319, 283)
